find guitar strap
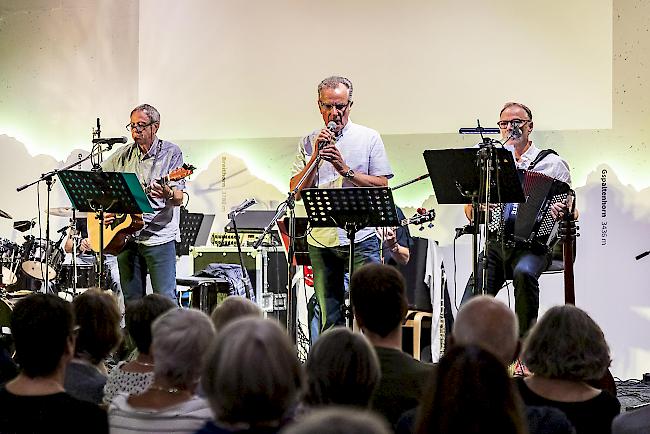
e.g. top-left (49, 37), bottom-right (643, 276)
top-left (144, 138), bottom-right (164, 186)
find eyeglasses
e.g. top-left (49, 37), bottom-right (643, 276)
top-left (497, 119), bottom-right (530, 129)
top-left (319, 100), bottom-right (350, 112)
top-left (126, 121), bottom-right (156, 132)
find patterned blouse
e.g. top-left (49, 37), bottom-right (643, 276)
top-left (103, 361), bottom-right (154, 406)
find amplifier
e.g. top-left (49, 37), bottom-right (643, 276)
top-left (190, 246), bottom-right (289, 318)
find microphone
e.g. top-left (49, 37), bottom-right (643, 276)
top-left (228, 198), bottom-right (257, 219)
top-left (56, 226), bottom-right (70, 235)
top-left (92, 136), bottom-right (128, 145)
top-left (511, 124), bottom-right (523, 139)
top-left (319, 121), bottom-right (338, 148)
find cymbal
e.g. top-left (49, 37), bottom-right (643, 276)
top-left (47, 207), bottom-right (87, 218)
top-left (0, 209), bottom-right (12, 219)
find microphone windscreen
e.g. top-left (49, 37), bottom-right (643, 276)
top-left (327, 121), bottom-right (337, 131)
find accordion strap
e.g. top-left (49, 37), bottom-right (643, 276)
top-left (527, 149), bottom-right (558, 170)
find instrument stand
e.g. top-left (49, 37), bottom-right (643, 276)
top-left (423, 147), bottom-right (523, 295)
top-left (252, 152), bottom-right (323, 340)
top-left (301, 187), bottom-right (399, 329)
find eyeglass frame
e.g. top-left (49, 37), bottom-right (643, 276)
top-left (318, 100), bottom-right (351, 112)
top-left (497, 119), bottom-right (531, 129)
top-left (125, 120), bottom-right (157, 132)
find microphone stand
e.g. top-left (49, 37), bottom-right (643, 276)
top-left (228, 209), bottom-right (253, 300)
top-left (391, 173), bottom-right (430, 191)
top-left (469, 120), bottom-right (513, 295)
top-left (253, 149), bottom-right (323, 341)
top-left (16, 118), bottom-right (116, 292)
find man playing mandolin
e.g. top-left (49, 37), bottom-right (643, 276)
top-left (101, 104), bottom-right (185, 303)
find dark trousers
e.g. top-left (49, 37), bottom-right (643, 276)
top-left (117, 240), bottom-right (177, 303)
top-left (308, 236), bottom-right (380, 332)
top-left (462, 243), bottom-right (551, 336)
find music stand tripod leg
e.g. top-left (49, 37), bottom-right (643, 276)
top-left (344, 223), bottom-right (357, 330)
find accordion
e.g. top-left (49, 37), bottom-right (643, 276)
top-left (488, 170), bottom-right (570, 250)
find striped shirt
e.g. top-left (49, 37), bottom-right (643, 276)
top-left (108, 392), bottom-right (213, 434)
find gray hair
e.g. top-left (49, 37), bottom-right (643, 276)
top-left (131, 103), bottom-right (161, 124)
top-left (202, 317), bottom-right (303, 426)
top-left (281, 406), bottom-right (391, 434)
top-left (452, 295), bottom-right (519, 366)
top-left (318, 76), bottom-right (353, 101)
top-left (523, 305), bottom-right (611, 381)
top-left (500, 102), bottom-right (533, 120)
top-left (210, 295), bottom-right (262, 332)
top-left (152, 308), bottom-right (215, 388)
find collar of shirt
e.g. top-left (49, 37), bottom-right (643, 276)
top-left (509, 142), bottom-right (540, 169)
top-left (138, 136), bottom-right (161, 161)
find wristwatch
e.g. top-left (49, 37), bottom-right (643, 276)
top-left (343, 168), bottom-right (355, 179)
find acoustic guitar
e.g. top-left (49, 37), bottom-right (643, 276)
top-left (560, 192), bottom-right (617, 397)
top-left (87, 164), bottom-right (195, 254)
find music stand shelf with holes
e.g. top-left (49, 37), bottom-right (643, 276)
top-left (57, 170), bottom-right (153, 289)
top-left (301, 186), bottom-right (399, 328)
top-left (423, 148), bottom-right (524, 295)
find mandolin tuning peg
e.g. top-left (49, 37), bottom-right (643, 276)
top-left (419, 225), bottom-right (425, 231)
top-left (427, 223), bottom-right (434, 229)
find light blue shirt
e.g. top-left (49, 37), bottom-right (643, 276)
top-left (293, 120), bottom-right (394, 245)
top-left (102, 137), bottom-right (186, 246)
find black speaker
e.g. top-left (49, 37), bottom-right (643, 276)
top-left (395, 237), bottom-right (433, 312)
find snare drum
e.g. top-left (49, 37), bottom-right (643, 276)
top-left (21, 236), bottom-right (64, 281)
top-left (57, 264), bottom-right (99, 291)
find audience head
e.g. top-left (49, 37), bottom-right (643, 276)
top-left (72, 289), bottom-right (122, 364)
top-left (304, 327), bottom-right (380, 408)
top-left (11, 293), bottom-right (74, 378)
top-left (523, 304), bottom-right (611, 381)
top-left (210, 295), bottom-right (262, 332)
top-left (152, 308), bottom-right (215, 389)
top-left (202, 317), bottom-right (303, 428)
top-left (415, 345), bottom-right (527, 434)
top-left (350, 263), bottom-right (408, 338)
top-left (125, 294), bottom-right (176, 355)
top-left (452, 295), bottom-right (519, 365)
top-left (281, 406), bottom-right (391, 434)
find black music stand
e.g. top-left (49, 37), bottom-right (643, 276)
top-left (58, 170), bottom-right (153, 288)
top-left (302, 187), bottom-right (399, 327)
top-left (176, 209), bottom-right (214, 256)
top-left (423, 148), bottom-right (523, 294)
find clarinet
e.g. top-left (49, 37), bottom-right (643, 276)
top-left (439, 264), bottom-right (447, 356)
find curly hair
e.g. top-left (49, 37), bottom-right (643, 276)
top-left (522, 305), bottom-right (611, 381)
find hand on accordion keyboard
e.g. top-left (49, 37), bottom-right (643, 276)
top-left (550, 201), bottom-right (568, 221)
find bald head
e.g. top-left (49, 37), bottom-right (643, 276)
top-left (452, 296), bottom-right (519, 365)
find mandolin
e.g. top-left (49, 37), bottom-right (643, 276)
top-left (87, 164), bottom-right (195, 254)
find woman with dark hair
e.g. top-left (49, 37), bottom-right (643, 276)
top-left (415, 345), bottom-right (528, 434)
top-left (64, 288), bottom-right (122, 405)
top-left (303, 327), bottom-right (380, 408)
top-left (519, 305), bottom-right (620, 434)
top-left (103, 293), bottom-right (176, 405)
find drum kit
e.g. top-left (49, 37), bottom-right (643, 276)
top-left (0, 207), bottom-right (97, 298)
